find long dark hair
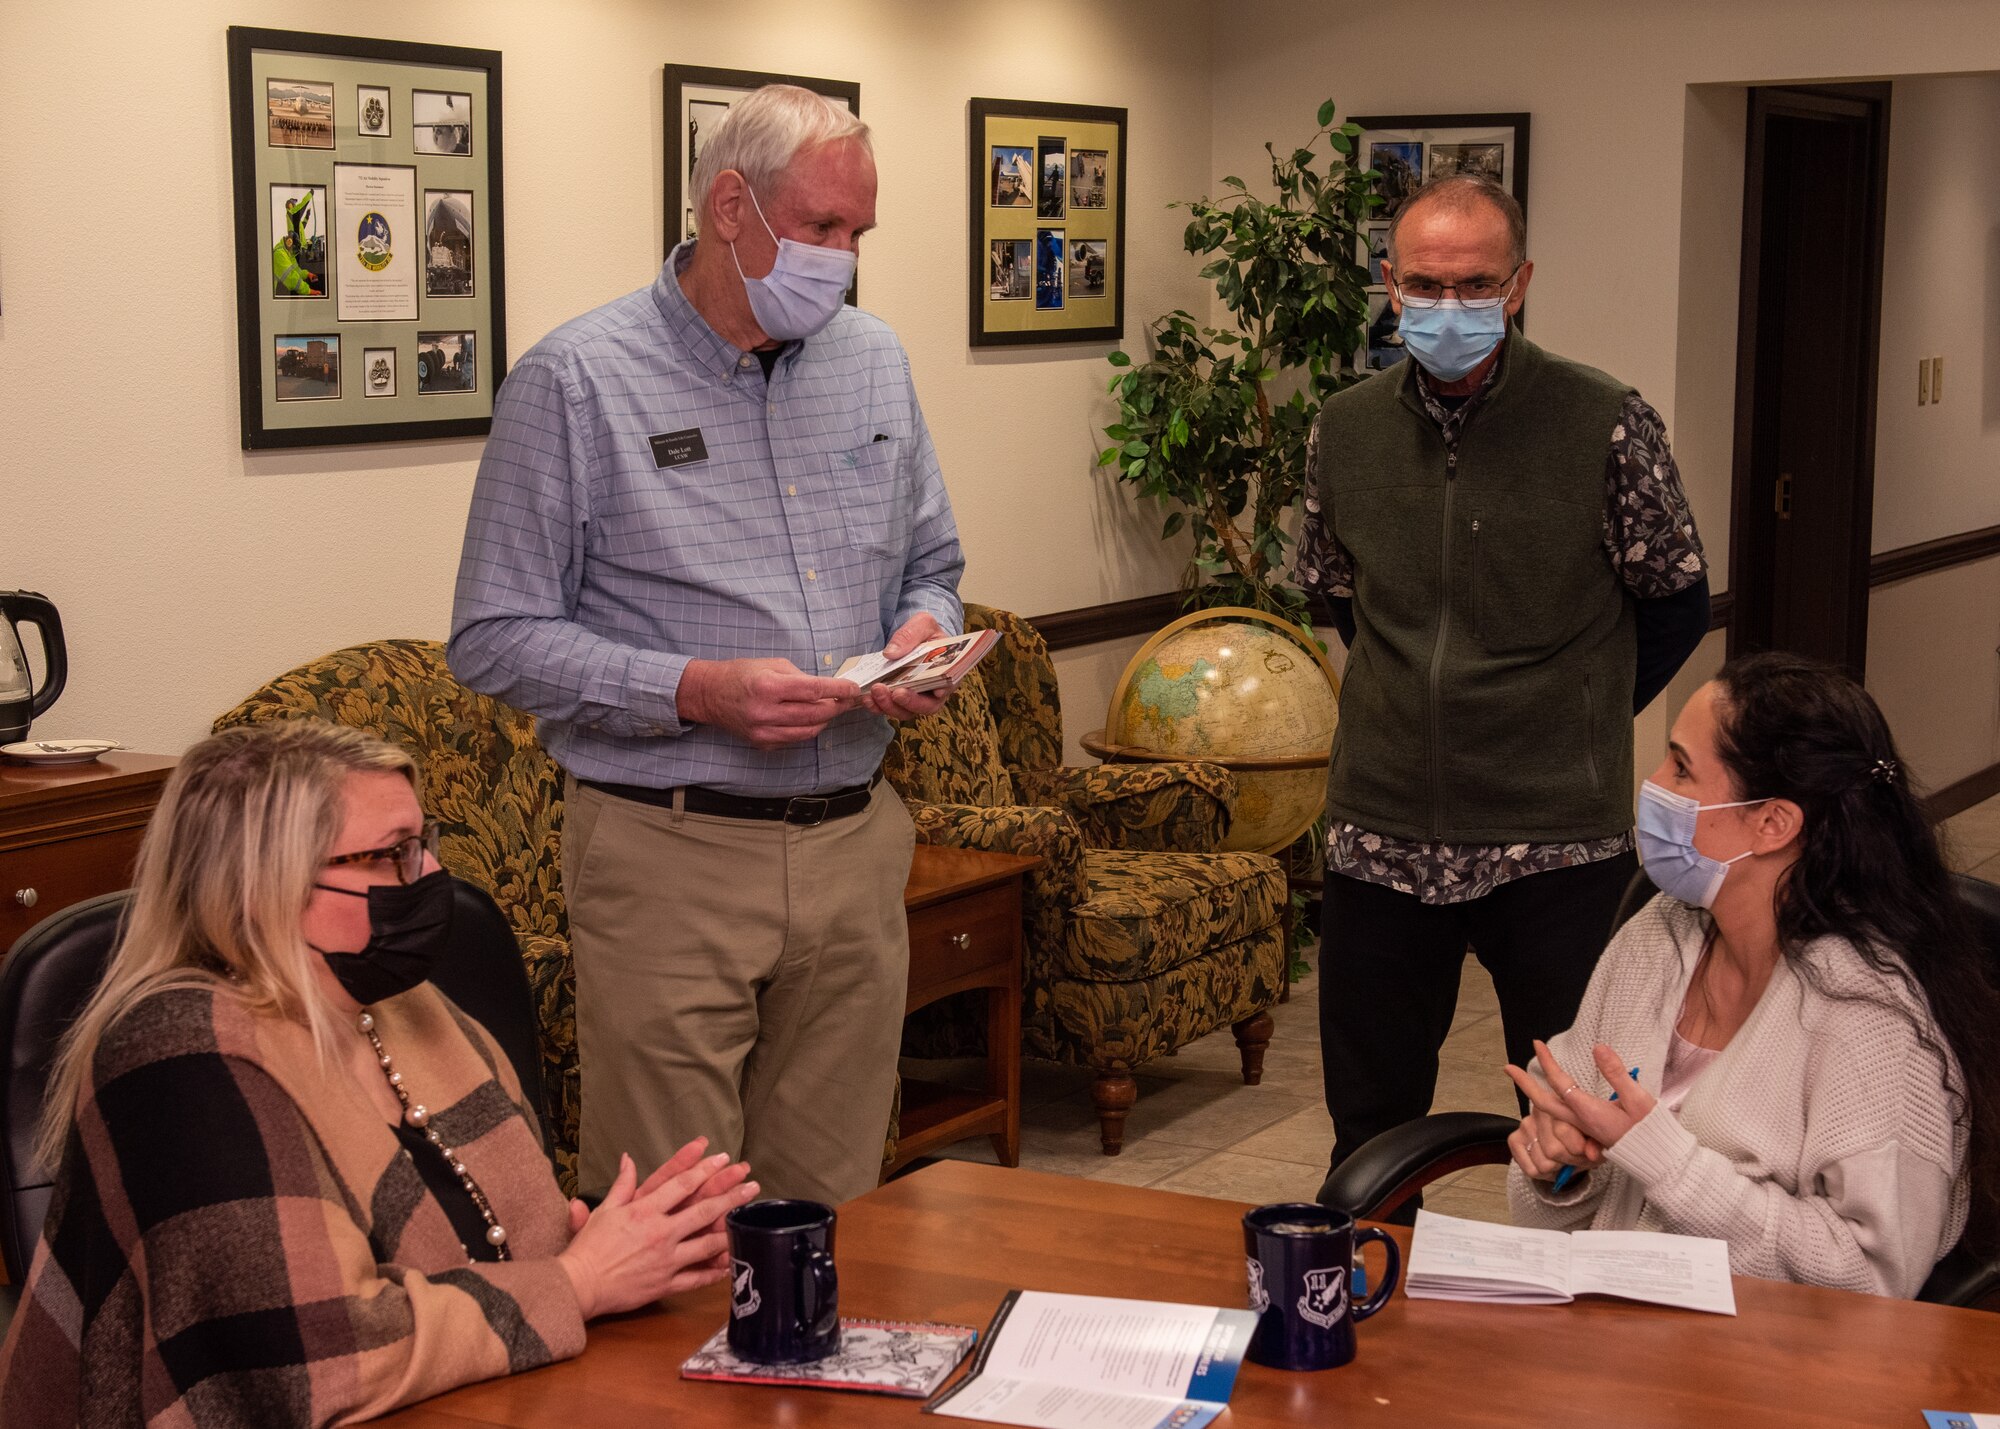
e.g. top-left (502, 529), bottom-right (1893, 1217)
top-left (1710, 651), bottom-right (2000, 1247)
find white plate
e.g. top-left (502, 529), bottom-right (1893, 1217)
top-left (1, 739), bottom-right (124, 765)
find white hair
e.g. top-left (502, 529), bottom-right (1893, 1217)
top-left (689, 84), bottom-right (871, 221)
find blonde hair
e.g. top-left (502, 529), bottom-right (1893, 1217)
top-left (689, 83), bottom-right (870, 222)
top-left (35, 720), bottom-right (418, 1169)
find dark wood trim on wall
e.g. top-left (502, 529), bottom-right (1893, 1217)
top-left (1706, 524), bottom-right (2000, 636)
top-left (1048, 525), bottom-right (2000, 654)
top-left (1929, 759), bottom-right (2000, 823)
top-left (1869, 523), bottom-right (2000, 590)
top-left (1029, 592), bottom-right (1184, 651)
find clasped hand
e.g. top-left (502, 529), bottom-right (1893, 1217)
top-left (1502, 1040), bottom-right (1656, 1185)
top-left (557, 1137), bottom-right (758, 1320)
top-left (679, 614), bottom-right (957, 748)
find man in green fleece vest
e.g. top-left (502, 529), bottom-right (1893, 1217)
top-left (1297, 176), bottom-right (1711, 1210)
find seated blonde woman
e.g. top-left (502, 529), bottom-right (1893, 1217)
top-left (0, 721), bottom-right (761, 1424)
top-left (1506, 652), bottom-right (1999, 1297)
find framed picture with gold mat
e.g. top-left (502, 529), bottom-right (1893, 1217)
top-left (968, 98), bottom-right (1126, 348)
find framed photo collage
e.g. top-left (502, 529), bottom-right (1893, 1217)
top-left (227, 28), bottom-right (506, 449)
top-left (968, 98), bottom-right (1127, 347)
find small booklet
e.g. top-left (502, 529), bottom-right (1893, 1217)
top-left (925, 1289), bottom-right (1258, 1429)
top-left (837, 629), bottom-right (1000, 693)
top-left (1406, 1210), bottom-right (1737, 1316)
top-left (681, 1318), bottom-right (977, 1398)
top-left (1923, 1414), bottom-right (2000, 1428)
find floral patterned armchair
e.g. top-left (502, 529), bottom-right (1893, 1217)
top-left (212, 641), bottom-right (581, 1194)
top-left (884, 605), bottom-right (1289, 1154)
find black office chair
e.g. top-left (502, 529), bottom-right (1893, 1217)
top-left (0, 877), bottom-right (548, 1296)
top-left (1318, 868), bottom-right (2000, 1311)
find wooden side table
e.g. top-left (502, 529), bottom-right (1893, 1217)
top-left (0, 754), bottom-right (177, 954)
top-left (890, 845), bottom-right (1039, 1175)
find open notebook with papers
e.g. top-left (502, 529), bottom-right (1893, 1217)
top-left (1406, 1210), bottom-right (1737, 1315)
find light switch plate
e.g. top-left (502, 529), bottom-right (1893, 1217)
top-left (1919, 359), bottom-right (1930, 405)
top-left (1931, 355), bottom-right (1943, 402)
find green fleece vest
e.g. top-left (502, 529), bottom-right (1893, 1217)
top-left (1315, 333), bottom-right (1636, 843)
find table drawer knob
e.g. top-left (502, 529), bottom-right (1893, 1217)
top-left (14, 888), bottom-right (36, 909)
top-left (950, 932), bottom-right (971, 951)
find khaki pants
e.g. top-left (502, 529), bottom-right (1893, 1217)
top-left (563, 778), bottom-right (914, 1204)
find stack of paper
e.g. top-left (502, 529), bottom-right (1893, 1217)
top-left (1406, 1210), bottom-right (1737, 1315)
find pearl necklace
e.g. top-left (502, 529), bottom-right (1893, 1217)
top-left (357, 1010), bottom-right (510, 1258)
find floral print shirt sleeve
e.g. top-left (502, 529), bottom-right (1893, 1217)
top-left (1602, 392), bottom-right (1706, 599)
top-left (1296, 422), bottom-right (1356, 598)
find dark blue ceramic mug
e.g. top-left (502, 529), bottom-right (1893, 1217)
top-left (725, 1199), bottom-right (841, 1364)
top-left (1242, 1202), bottom-right (1400, 1370)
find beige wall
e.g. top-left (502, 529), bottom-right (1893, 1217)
top-left (0, 0), bottom-right (1204, 755)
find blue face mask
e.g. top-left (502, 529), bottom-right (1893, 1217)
top-left (1396, 299), bottom-right (1508, 381)
top-left (1635, 780), bottom-right (1769, 910)
top-left (728, 185), bottom-right (855, 342)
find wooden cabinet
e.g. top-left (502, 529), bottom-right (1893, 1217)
top-left (890, 845), bottom-right (1039, 1175)
top-left (0, 755), bottom-right (176, 953)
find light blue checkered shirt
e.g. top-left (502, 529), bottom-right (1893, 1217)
top-left (449, 244), bottom-right (963, 796)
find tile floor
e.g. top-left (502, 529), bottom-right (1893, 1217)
top-left (908, 793), bottom-right (2000, 1222)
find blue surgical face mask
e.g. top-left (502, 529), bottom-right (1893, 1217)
top-left (1635, 780), bottom-right (1770, 910)
top-left (1396, 299), bottom-right (1508, 381)
top-left (729, 185), bottom-right (856, 342)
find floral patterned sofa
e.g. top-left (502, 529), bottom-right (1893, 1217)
top-left (212, 641), bottom-right (581, 1193)
top-left (884, 606), bottom-right (1289, 1154)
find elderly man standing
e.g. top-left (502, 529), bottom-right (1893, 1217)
top-left (450, 87), bottom-right (963, 1204)
top-left (1300, 175), bottom-right (1710, 1203)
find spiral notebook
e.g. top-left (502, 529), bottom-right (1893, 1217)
top-left (681, 1318), bottom-right (978, 1398)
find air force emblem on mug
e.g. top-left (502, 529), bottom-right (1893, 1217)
top-left (1297, 1266), bottom-right (1348, 1329)
top-left (1245, 1256), bottom-right (1270, 1314)
top-left (730, 1259), bottom-right (762, 1319)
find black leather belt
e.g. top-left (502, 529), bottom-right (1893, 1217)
top-left (579, 771), bottom-right (881, 826)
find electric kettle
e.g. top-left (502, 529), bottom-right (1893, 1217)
top-left (0, 591), bottom-right (68, 745)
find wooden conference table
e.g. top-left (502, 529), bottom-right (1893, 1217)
top-left (383, 1161), bottom-right (2000, 1427)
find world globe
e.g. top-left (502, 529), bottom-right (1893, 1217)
top-left (1099, 607), bottom-right (1341, 854)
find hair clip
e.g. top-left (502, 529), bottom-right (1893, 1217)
top-left (1870, 758), bottom-right (1900, 786)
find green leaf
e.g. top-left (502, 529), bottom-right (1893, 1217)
top-left (1162, 511), bottom-right (1185, 538)
top-left (1317, 99), bottom-right (1336, 128)
top-left (1107, 349), bottom-right (1132, 367)
top-left (1096, 447), bottom-right (1120, 467)
top-left (1122, 440), bottom-right (1148, 458)
top-left (1104, 423), bottom-right (1134, 441)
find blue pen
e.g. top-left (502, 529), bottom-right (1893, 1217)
top-left (1550, 1066), bottom-right (1639, 1192)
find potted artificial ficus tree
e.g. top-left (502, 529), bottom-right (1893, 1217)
top-left (1097, 100), bottom-right (1376, 622)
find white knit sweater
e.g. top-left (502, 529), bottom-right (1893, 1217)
top-left (1506, 895), bottom-right (1970, 1298)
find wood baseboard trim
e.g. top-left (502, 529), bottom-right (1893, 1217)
top-left (1929, 758), bottom-right (2000, 823)
top-left (1028, 592), bottom-right (1185, 651)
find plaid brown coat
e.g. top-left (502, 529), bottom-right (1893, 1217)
top-left (0, 980), bottom-right (585, 1425)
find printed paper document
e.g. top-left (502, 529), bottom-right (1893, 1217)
top-left (1406, 1210), bottom-right (1736, 1315)
top-left (926, 1290), bottom-right (1257, 1429)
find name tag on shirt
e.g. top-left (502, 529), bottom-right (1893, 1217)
top-left (649, 428), bottom-right (708, 469)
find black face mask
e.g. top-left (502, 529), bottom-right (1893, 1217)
top-left (310, 868), bottom-right (455, 1005)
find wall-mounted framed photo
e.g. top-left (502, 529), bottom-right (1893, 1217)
top-left (662, 62), bottom-right (860, 304)
top-left (1346, 111), bottom-right (1530, 368)
top-left (227, 27), bottom-right (505, 449)
top-left (968, 97), bottom-right (1126, 348)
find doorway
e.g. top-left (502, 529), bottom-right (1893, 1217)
top-left (1726, 84), bottom-right (1891, 676)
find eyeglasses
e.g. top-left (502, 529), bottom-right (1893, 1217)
top-left (322, 822), bottom-right (441, 886)
top-left (1392, 264), bottom-right (1523, 310)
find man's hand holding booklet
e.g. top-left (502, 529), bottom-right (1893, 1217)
top-left (839, 629), bottom-right (999, 696)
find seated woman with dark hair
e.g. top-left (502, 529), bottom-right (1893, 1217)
top-left (1505, 652), bottom-right (2000, 1297)
top-left (0, 721), bottom-right (762, 1424)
